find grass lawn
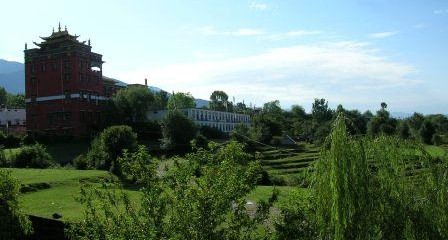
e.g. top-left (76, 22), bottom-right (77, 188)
top-left (247, 185), bottom-right (306, 206)
top-left (2, 168), bottom-right (140, 221)
top-left (425, 145), bottom-right (447, 158)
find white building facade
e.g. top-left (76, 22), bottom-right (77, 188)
top-left (148, 108), bottom-right (251, 133)
top-left (0, 108), bottom-right (26, 126)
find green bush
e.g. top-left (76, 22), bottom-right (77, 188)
top-left (432, 134), bottom-right (443, 146)
top-left (160, 110), bottom-right (197, 152)
top-left (270, 136), bottom-right (283, 146)
top-left (73, 154), bottom-right (89, 170)
top-left (0, 169), bottom-right (33, 238)
top-left (0, 146), bottom-right (8, 167)
top-left (86, 125), bottom-right (138, 176)
top-left (191, 133), bottom-right (209, 150)
top-left (14, 144), bottom-right (54, 168)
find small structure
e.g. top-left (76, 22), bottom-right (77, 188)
top-left (0, 108), bottom-right (26, 134)
top-left (148, 108), bottom-right (251, 133)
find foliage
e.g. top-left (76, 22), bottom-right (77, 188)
top-left (14, 144), bottom-right (55, 168)
top-left (190, 133), bottom-right (209, 150)
top-left (153, 90), bottom-right (169, 109)
top-left (308, 113), bottom-right (448, 239)
top-left (73, 154), bottom-right (89, 170)
top-left (160, 110), bottom-right (197, 152)
top-left (0, 146), bottom-right (8, 167)
top-left (68, 141), bottom-right (274, 239)
top-left (167, 92), bottom-right (196, 110)
top-left (209, 90), bottom-right (229, 111)
top-left (312, 98), bottom-right (333, 123)
top-left (367, 102), bottom-right (397, 136)
top-left (0, 87), bottom-right (25, 108)
top-left (0, 169), bottom-right (33, 239)
top-left (112, 86), bottom-right (155, 123)
top-left (199, 125), bottom-right (227, 139)
top-left (420, 119), bottom-right (436, 144)
top-left (86, 125), bottom-right (138, 176)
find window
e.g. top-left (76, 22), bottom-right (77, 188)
top-left (31, 64), bottom-right (35, 73)
top-left (64, 73), bottom-right (70, 81)
top-left (52, 63), bottom-right (57, 71)
top-left (65, 91), bottom-right (71, 101)
top-left (64, 112), bottom-right (72, 122)
top-left (41, 64), bottom-right (46, 72)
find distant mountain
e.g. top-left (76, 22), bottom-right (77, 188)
top-left (0, 59), bottom-right (24, 93)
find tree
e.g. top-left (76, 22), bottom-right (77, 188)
top-left (112, 86), bottom-right (155, 123)
top-left (0, 170), bottom-right (33, 239)
top-left (209, 90), bottom-right (229, 111)
top-left (160, 110), bottom-right (197, 151)
top-left (167, 92), bottom-right (196, 110)
top-left (312, 98), bottom-right (333, 123)
top-left (153, 90), bottom-right (169, 109)
top-left (6, 93), bottom-right (25, 108)
top-left (86, 125), bottom-right (138, 176)
top-left (0, 87), bottom-right (7, 107)
top-left (420, 119), bottom-right (436, 144)
top-left (68, 142), bottom-right (273, 239)
top-left (367, 103), bottom-right (397, 136)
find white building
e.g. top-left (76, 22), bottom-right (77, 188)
top-left (148, 108), bottom-right (251, 133)
top-left (0, 108), bottom-right (26, 126)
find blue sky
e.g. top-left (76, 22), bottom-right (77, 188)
top-left (1, 0), bottom-right (447, 114)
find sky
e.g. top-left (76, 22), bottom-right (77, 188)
top-left (0, 0), bottom-right (447, 114)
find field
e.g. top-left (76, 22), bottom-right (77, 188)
top-left (3, 141), bottom-right (446, 222)
top-left (3, 168), bottom-right (294, 222)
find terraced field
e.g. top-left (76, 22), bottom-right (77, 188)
top-left (258, 144), bottom-right (320, 176)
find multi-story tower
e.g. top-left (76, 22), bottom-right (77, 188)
top-left (24, 24), bottom-right (105, 137)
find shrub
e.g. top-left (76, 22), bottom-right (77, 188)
top-left (86, 125), bottom-right (138, 176)
top-left (73, 154), bottom-right (89, 170)
top-left (199, 125), bottom-right (227, 139)
top-left (432, 134), bottom-right (443, 146)
top-left (14, 144), bottom-right (54, 168)
top-left (191, 133), bottom-right (209, 150)
top-left (270, 136), bottom-right (283, 146)
top-left (0, 169), bottom-right (33, 238)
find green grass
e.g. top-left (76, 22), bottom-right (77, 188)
top-left (425, 145), bottom-right (447, 158)
top-left (1, 168), bottom-right (142, 221)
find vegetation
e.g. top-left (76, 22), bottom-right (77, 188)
top-left (111, 86), bottom-right (155, 124)
top-left (160, 110), bottom-right (197, 152)
top-left (68, 142), bottom-right (275, 239)
top-left (86, 125), bottom-right (138, 176)
top-left (0, 169), bottom-right (32, 239)
top-left (0, 86), bottom-right (25, 108)
top-left (13, 144), bottom-right (54, 168)
top-left (167, 92), bottom-right (196, 110)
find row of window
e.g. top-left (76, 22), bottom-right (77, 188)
top-left (46, 111), bottom-right (101, 124)
top-left (30, 61), bottom-right (70, 73)
top-left (196, 121), bottom-right (243, 132)
top-left (189, 109), bottom-right (250, 123)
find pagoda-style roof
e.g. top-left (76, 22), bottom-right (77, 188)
top-left (31, 23), bottom-right (88, 49)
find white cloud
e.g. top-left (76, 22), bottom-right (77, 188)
top-left (196, 26), bottom-right (264, 36)
top-left (263, 30), bottom-right (322, 41)
top-left (249, 1), bottom-right (268, 11)
top-left (116, 41), bottom-right (419, 109)
top-left (368, 31), bottom-right (399, 39)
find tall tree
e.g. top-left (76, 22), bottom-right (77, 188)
top-left (0, 87), bottom-right (7, 107)
top-left (167, 92), bottom-right (196, 110)
top-left (312, 98), bottom-right (333, 123)
top-left (209, 90), bottom-right (229, 111)
top-left (112, 86), bottom-right (155, 123)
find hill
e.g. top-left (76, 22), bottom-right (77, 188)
top-left (0, 59), bottom-right (24, 93)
